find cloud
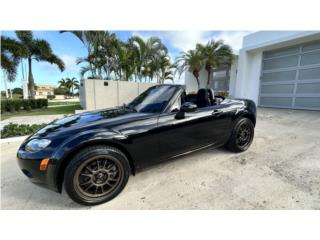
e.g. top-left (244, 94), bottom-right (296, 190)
top-left (215, 31), bottom-right (254, 53)
top-left (132, 30), bottom-right (254, 54)
top-left (165, 31), bottom-right (254, 54)
top-left (60, 54), bottom-right (78, 72)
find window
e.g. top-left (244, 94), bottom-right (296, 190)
top-left (127, 85), bottom-right (177, 113)
top-left (171, 95), bottom-right (182, 112)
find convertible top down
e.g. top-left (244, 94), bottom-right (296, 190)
top-left (17, 84), bottom-right (256, 205)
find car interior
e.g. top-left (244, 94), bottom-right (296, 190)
top-left (184, 88), bottom-right (224, 108)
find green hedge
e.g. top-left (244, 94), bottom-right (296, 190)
top-left (1, 123), bottom-right (47, 138)
top-left (1, 99), bottom-right (48, 113)
top-left (47, 95), bottom-right (55, 100)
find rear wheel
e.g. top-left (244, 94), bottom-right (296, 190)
top-left (226, 118), bottom-right (254, 153)
top-left (64, 145), bottom-right (130, 206)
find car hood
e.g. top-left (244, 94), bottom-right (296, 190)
top-left (33, 107), bottom-right (152, 138)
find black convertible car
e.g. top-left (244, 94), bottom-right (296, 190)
top-left (17, 84), bottom-right (256, 205)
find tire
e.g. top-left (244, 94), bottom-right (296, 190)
top-left (64, 145), bottom-right (130, 206)
top-left (226, 117), bottom-right (254, 153)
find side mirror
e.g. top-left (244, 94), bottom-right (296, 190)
top-left (175, 102), bottom-right (197, 119)
top-left (180, 102), bottom-right (197, 112)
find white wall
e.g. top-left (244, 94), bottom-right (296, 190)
top-left (231, 50), bottom-right (262, 103)
top-left (80, 79), bottom-right (157, 110)
top-left (228, 55), bottom-right (238, 98)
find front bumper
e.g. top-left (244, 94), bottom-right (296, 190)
top-left (17, 151), bottom-right (59, 192)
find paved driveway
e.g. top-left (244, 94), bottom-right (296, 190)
top-left (1, 108), bottom-right (320, 209)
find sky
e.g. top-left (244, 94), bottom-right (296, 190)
top-left (0, 30), bottom-right (253, 90)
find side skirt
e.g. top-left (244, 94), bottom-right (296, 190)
top-left (168, 142), bottom-right (222, 160)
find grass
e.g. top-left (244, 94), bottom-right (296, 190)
top-left (48, 101), bottom-right (80, 106)
top-left (1, 104), bottom-right (82, 120)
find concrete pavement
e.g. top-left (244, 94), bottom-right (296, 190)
top-left (1, 108), bottom-right (320, 209)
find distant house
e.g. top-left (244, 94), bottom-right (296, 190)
top-left (34, 84), bottom-right (55, 99)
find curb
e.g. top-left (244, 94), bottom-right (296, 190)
top-left (0, 135), bottom-right (29, 144)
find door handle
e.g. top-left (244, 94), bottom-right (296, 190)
top-left (212, 109), bottom-right (223, 116)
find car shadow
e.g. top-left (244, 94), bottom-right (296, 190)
top-left (1, 160), bottom-right (88, 210)
top-left (2, 146), bottom-right (233, 210)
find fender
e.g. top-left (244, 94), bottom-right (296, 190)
top-left (232, 99), bottom-right (256, 126)
top-left (51, 128), bottom-right (131, 191)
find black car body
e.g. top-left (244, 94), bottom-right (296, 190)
top-left (17, 84), bottom-right (256, 205)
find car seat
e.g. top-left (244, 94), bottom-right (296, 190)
top-left (207, 89), bottom-right (215, 105)
top-left (196, 89), bottom-right (210, 108)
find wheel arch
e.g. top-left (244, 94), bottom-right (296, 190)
top-left (242, 113), bottom-right (256, 126)
top-left (55, 140), bottom-right (136, 193)
top-left (233, 112), bottom-right (256, 126)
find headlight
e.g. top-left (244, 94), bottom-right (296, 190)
top-left (25, 139), bottom-right (51, 152)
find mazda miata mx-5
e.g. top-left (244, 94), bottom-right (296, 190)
top-left (17, 85), bottom-right (256, 205)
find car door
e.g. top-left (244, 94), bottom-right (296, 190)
top-left (156, 94), bottom-right (232, 160)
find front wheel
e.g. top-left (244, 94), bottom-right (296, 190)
top-left (64, 145), bottom-right (130, 206)
top-left (226, 118), bottom-right (254, 153)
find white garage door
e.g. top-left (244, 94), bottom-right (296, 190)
top-left (259, 40), bottom-right (320, 110)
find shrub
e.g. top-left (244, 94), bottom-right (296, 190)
top-left (1, 123), bottom-right (47, 138)
top-left (22, 100), bottom-right (31, 111)
top-left (54, 87), bottom-right (68, 95)
top-left (215, 91), bottom-right (229, 98)
top-left (12, 100), bottom-right (22, 111)
top-left (12, 88), bottom-right (23, 95)
top-left (0, 99), bottom-right (48, 113)
top-left (29, 99), bottom-right (37, 109)
top-left (47, 95), bottom-right (55, 100)
top-left (6, 100), bottom-right (15, 112)
top-left (40, 99), bottom-right (48, 108)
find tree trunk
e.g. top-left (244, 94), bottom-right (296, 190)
top-left (193, 70), bottom-right (200, 90)
top-left (28, 57), bottom-right (35, 99)
top-left (2, 72), bottom-right (9, 98)
top-left (206, 66), bottom-right (212, 88)
top-left (98, 67), bottom-right (102, 79)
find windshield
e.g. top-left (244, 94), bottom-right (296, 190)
top-left (127, 85), bottom-right (177, 113)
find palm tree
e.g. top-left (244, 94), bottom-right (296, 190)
top-left (1, 36), bottom-right (27, 98)
top-left (128, 35), bottom-right (168, 82)
top-left (128, 35), bottom-right (146, 81)
top-left (1, 36), bottom-right (27, 81)
top-left (162, 70), bottom-right (174, 83)
top-left (58, 78), bottom-right (68, 88)
top-left (63, 31), bottom-right (120, 80)
top-left (176, 49), bottom-right (203, 89)
top-left (15, 31), bottom-right (65, 98)
top-left (158, 54), bottom-right (175, 83)
top-left (64, 31), bottom-right (169, 83)
top-left (196, 40), bottom-right (233, 87)
top-left (61, 31), bottom-right (98, 78)
top-left (66, 77), bottom-right (79, 97)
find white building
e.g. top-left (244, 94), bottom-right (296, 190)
top-left (231, 31), bottom-right (320, 111)
top-left (185, 31), bottom-right (320, 111)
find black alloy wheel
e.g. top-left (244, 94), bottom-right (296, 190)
top-left (226, 118), bottom-right (254, 153)
top-left (64, 145), bottom-right (130, 206)
top-left (74, 155), bottom-right (123, 198)
top-left (236, 123), bottom-right (252, 148)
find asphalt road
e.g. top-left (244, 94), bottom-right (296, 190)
top-left (1, 108), bottom-right (320, 209)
